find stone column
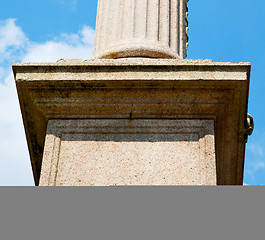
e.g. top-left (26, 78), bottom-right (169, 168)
top-left (13, 0), bottom-right (252, 186)
top-left (93, 0), bottom-right (189, 59)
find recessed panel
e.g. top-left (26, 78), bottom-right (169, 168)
top-left (40, 119), bottom-right (216, 186)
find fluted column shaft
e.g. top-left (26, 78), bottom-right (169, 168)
top-left (93, 0), bottom-right (189, 59)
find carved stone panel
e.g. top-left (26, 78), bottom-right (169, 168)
top-left (39, 119), bottom-right (216, 186)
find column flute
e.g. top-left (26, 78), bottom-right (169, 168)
top-left (93, 0), bottom-right (189, 59)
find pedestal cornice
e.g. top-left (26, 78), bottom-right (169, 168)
top-left (13, 59), bottom-right (250, 185)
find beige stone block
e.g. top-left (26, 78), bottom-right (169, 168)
top-left (40, 119), bottom-right (216, 186)
top-left (13, 59), bottom-right (250, 185)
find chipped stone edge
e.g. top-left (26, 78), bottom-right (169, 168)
top-left (12, 58), bottom-right (251, 67)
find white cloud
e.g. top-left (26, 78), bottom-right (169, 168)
top-left (254, 162), bottom-right (265, 170)
top-left (55, 0), bottom-right (78, 10)
top-left (0, 74), bottom-right (33, 185)
top-left (0, 19), bottom-right (28, 62)
top-left (245, 139), bottom-right (265, 182)
top-left (0, 18), bottom-right (27, 52)
top-left (0, 19), bottom-right (95, 185)
top-left (22, 26), bottom-right (94, 62)
top-left (0, 67), bottom-right (4, 79)
top-left (81, 26), bottom-right (95, 46)
top-left (247, 142), bottom-right (264, 158)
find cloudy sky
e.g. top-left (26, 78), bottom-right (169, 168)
top-left (0, 0), bottom-right (264, 185)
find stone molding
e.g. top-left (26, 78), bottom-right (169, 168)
top-left (13, 59), bottom-right (250, 185)
top-left (40, 119), bottom-right (215, 186)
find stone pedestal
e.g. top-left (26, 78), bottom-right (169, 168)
top-left (40, 119), bottom-right (215, 186)
top-left (13, 59), bottom-right (250, 185)
top-left (93, 0), bottom-right (189, 59)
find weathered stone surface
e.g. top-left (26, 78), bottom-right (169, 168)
top-left (93, 0), bottom-right (189, 59)
top-left (40, 119), bottom-right (216, 186)
top-left (13, 59), bottom-right (250, 185)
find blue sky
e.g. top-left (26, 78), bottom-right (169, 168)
top-left (0, 0), bottom-right (264, 185)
